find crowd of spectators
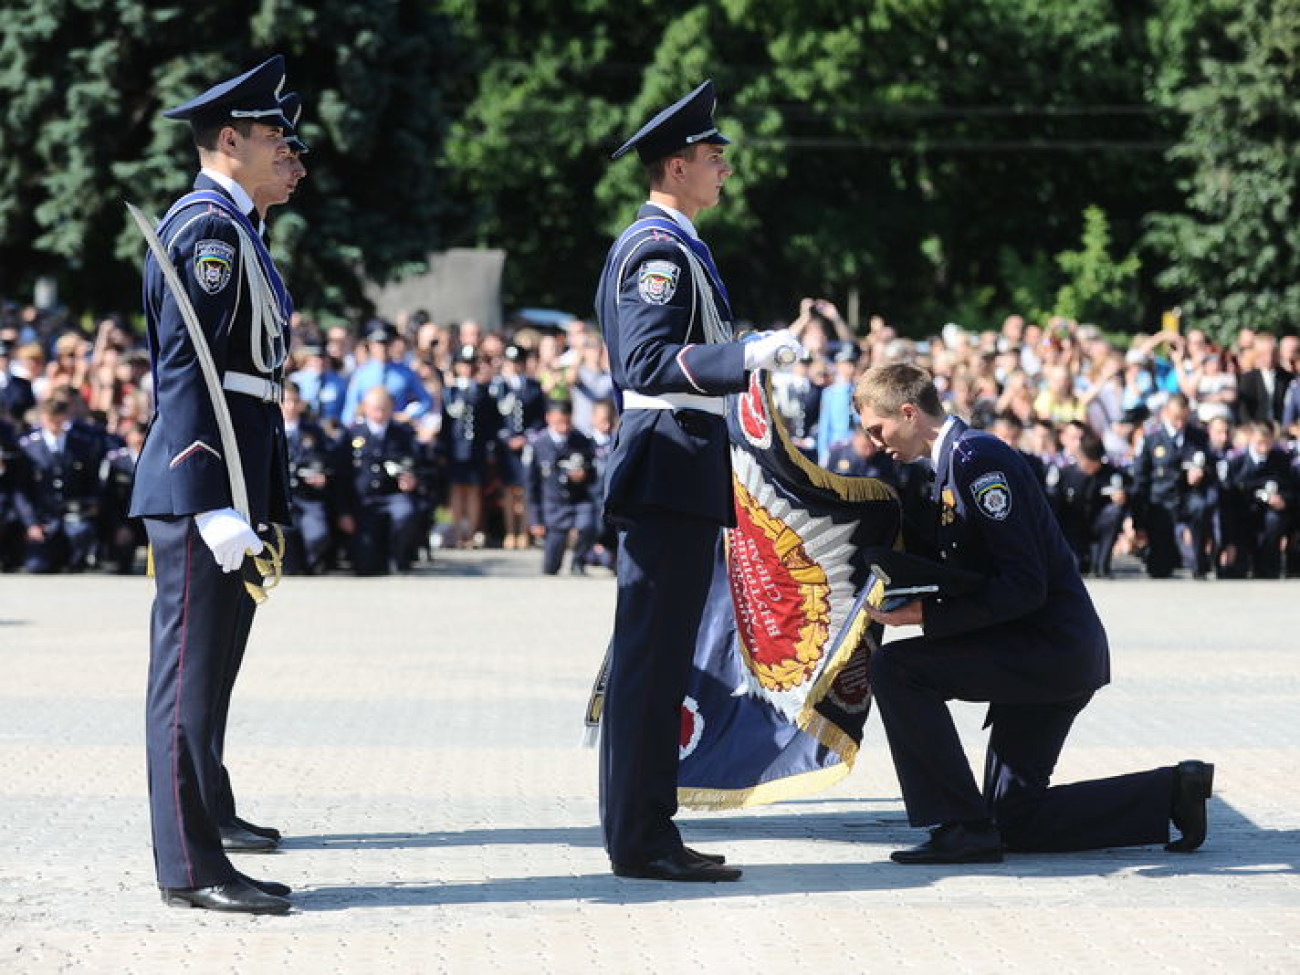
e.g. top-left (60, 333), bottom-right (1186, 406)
top-left (2, 294), bottom-right (1297, 579)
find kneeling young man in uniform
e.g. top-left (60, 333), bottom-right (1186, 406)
top-left (854, 363), bottom-right (1213, 864)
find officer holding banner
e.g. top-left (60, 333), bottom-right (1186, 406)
top-left (594, 80), bottom-right (802, 882)
top-left (854, 363), bottom-right (1213, 865)
top-left (128, 56), bottom-right (297, 914)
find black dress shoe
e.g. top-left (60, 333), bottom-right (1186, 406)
top-left (612, 849), bottom-right (742, 882)
top-left (232, 816), bottom-right (283, 842)
top-left (1167, 759), bottom-right (1214, 852)
top-left (161, 879), bottom-right (290, 915)
top-left (220, 824), bottom-right (279, 853)
top-left (891, 822), bottom-right (1004, 864)
top-left (236, 871), bottom-right (292, 897)
top-left (684, 846), bottom-right (725, 865)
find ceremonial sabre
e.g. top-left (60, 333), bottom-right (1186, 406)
top-left (125, 201), bottom-right (281, 602)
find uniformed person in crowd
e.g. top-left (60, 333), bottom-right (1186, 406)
top-left (342, 386), bottom-right (425, 575)
top-left (128, 56), bottom-right (298, 914)
top-left (586, 397), bottom-right (619, 570)
top-left (1048, 427), bottom-right (1128, 578)
top-left (855, 363), bottom-right (1213, 864)
top-left (491, 343), bottom-right (547, 550)
top-left (595, 80), bottom-right (803, 882)
top-left (289, 341), bottom-right (348, 432)
top-left (525, 398), bottom-right (598, 574)
top-left (281, 379), bottom-right (346, 574)
top-left (0, 337), bottom-right (37, 422)
top-left (1221, 421), bottom-right (1295, 579)
top-left (19, 395), bottom-right (108, 572)
top-left (825, 422), bottom-right (898, 482)
top-left (341, 320), bottom-right (434, 425)
top-left (988, 412), bottom-right (1048, 487)
top-left (1130, 393), bottom-right (1217, 578)
top-left (770, 352), bottom-right (821, 460)
top-left (439, 344), bottom-right (500, 548)
top-left (0, 412), bottom-right (36, 570)
top-left (99, 423), bottom-right (146, 574)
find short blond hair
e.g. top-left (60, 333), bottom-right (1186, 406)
top-left (852, 363), bottom-right (944, 418)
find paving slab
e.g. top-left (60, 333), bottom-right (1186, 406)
top-left (1, 555), bottom-right (1297, 973)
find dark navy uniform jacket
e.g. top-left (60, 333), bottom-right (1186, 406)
top-left (129, 174), bottom-right (291, 527)
top-left (21, 422), bottom-right (111, 523)
top-left (1, 419), bottom-right (36, 526)
top-left (341, 419), bottom-right (422, 508)
top-left (439, 379), bottom-right (500, 468)
top-left (1130, 422), bottom-right (1214, 522)
top-left (286, 420), bottom-right (344, 505)
top-left (595, 204), bottom-right (748, 525)
top-left (491, 374), bottom-right (547, 480)
top-left (826, 440), bottom-right (898, 483)
top-left (525, 429), bottom-right (597, 529)
top-left (926, 417), bottom-right (1110, 697)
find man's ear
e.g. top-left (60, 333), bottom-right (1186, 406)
top-left (217, 125), bottom-right (240, 154)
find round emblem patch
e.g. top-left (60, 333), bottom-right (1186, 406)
top-left (971, 470), bottom-right (1013, 521)
top-left (193, 239), bottom-right (235, 295)
top-left (637, 259), bottom-right (680, 305)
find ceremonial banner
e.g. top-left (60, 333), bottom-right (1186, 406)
top-left (676, 372), bottom-right (901, 809)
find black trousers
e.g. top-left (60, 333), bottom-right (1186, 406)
top-left (869, 633), bottom-right (1173, 851)
top-left (599, 510), bottom-right (718, 864)
top-left (541, 502), bottom-right (598, 574)
top-left (143, 516), bottom-right (251, 888)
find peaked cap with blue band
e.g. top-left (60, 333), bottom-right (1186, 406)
top-left (279, 91), bottom-right (310, 154)
top-left (162, 55), bottom-right (291, 131)
top-left (611, 80), bottom-right (731, 163)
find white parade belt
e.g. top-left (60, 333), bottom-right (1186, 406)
top-left (622, 390), bottom-right (724, 415)
top-left (223, 371), bottom-right (283, 404)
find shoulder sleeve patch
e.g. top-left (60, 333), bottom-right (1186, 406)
top-left (636, 259), bottom-right (681, 305)
top-left (970, 470), bottom-right (1013, 521)
top-left (194, 238), bottom-right (236, 295)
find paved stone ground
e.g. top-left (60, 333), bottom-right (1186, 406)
top-left (1, 552), bottom-right (1297, 973)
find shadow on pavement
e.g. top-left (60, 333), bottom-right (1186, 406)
top-left (289, 800), bottom-right (1295, 910)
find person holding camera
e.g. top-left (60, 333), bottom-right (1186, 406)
top-left (281, 379), bottom-right (347, 574)
top-left (19, 395), bottom-right (108, 572)
top-left (524, 398), bottom-right (598, 575)
top-left (1222, 422), bottom-right (1295, 578)
top-left (342, 386), bottom-right (425, 575)
top-left (1130, 393), bottom-right (1217, 578)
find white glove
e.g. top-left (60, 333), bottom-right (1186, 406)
top-left (743, 329), bottom-right (805, 371)
top-left (194, 508), bottom-right (263, 573)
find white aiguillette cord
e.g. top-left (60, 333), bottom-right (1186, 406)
top-left (125, 200), bottom-right (251, 520)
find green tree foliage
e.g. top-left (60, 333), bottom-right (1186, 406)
top-left (1145, 0), bottom-right (1300, 344)
top-left (1054, 206), bottom-right (1141, 327)
top-left (444, 0), bottom-right (1213, 332)
top-left (0, 0), bottom-right (460, 318)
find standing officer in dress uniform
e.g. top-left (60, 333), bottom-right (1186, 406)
top-left (439, 344), bottom-right (500, 548)
top-left (525, 398), bottom-right (598, 574)
top-left (128, 56), bottom-right (297, 914)
top-left (595, 80), bottom-right (803, 882)
top-left (854, 363), bottom-right (1213, 864)
top-left (341, 386), bottom-right (425, 575)
top-left (491, 343), bottom-right (547, 550)
top-left (1130, 393), bottom-right (1216, 578)
top-left (19, 396), bottom-right (108, 572)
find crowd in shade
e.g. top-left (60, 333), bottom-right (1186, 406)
top-left (2, 294), bottom-right (1298, 580)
